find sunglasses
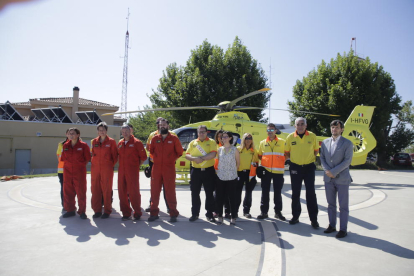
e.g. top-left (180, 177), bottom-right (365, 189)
top-left (267, 129), bottom-right (276, 132)
top-left (245, 137), bottom-right (252, 140)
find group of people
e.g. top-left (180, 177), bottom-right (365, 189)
top-left (57, 116), bottom-right (354, 238)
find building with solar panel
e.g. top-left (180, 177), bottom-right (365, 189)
top-left (0, 87), bottom-right (126, 175)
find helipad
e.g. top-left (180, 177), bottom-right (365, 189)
top-left (1, 170), bottom-right (413, 276)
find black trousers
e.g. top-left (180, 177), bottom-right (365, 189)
top-left (260, 171), bottom-right (284, 214)
top-left (236, 171), bottom-right (257, 214)
top-left (215, 178), bottom-right (237, 219)
top-left (214, 174), bottom-right (230, 215)
top-left (58, 173), bottom-right (64, 207)
top-left (289, 162), bottom-right (318, 222)
top-left (148, 159), bottom-right (169, 210)
top-left (190, 166), bottom-right (215, 217)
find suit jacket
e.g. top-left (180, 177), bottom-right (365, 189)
top-left (320, 136), bottom-right (353, 184)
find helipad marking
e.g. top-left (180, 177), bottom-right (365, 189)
top-left (8, 183), bottom-right (61, 212)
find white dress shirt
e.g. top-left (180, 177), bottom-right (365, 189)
top-left (330, 135), bottom-right (341, 157)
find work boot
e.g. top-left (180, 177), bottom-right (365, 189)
top-left (148, 215), bottom-right (159, 222)
top-left (62, 211), bottom-right (76, 218)
top-left (93, 212), bottom-right (102, 218)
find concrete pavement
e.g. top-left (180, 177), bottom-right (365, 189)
top-left (1, 170), bottom-right (413, 276)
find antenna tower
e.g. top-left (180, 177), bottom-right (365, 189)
top-left (120, 9), bottom-right (130, 118)
top-left (350, 37), bottom-right (356, 54)
top-left (268, 59), bottom-right (272, 122)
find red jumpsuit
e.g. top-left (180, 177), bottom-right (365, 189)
top-left (118, 135), bottom-right (147, 218)
top-left (61, 139), bottom-right (91, 214)
top-left (149, 133), bottom-right (183, 217)
top-left (91, 136), bottom-right (118, 215)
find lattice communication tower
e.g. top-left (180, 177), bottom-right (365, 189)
top-left (120, 9), bottom-right (130, 118)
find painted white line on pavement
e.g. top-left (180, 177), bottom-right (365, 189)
top-left (350, 186), bottom-right (386, 210)
top-left (259, 221), bottom-right (283, 276)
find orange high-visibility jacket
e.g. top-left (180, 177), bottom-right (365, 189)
top-left (258, 137), bottom-right (286, 174)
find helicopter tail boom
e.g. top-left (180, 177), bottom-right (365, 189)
top-left (343, 105), bottom-right (376, 166)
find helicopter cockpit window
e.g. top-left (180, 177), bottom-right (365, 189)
top-left (176, 129), bottom-right (197, 150)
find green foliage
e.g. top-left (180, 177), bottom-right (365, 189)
top-left (148, 37), bottom-right (269, 127)
top-left (386, 124), bottom-right (414, 157)
top-left (404, 144), bottom-right (414, 153)
top-left (127, 105), bottom-right (178, 143)
top-left (288, 51), bottom-right (403, 165)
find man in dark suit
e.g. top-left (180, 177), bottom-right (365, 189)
top-left (320, 120), bottom-right (354, 238)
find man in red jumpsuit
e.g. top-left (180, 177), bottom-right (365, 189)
top-left (61, 127), bottom-right (91, 219)
top-left (149, 119), bottom-right (183, 222)
top-left (118, 125), bottom-right (147, 221)
top-left (91, 122), bottom-right (118, 219)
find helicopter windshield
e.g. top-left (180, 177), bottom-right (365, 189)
top-left (172, 127), bottom-right (239, 150)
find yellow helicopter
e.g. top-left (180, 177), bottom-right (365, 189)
top-left (104, 88), bottom-right (376, 184)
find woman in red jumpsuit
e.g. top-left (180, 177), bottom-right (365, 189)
top-left (61, 128), bottom-right (91, 219)
top-left (91, 122), bottom-right (118, 219)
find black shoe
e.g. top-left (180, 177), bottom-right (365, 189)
top-left (121, 216), bottom-right (131, 221)
top-left (148, 215), bottom-right (159, 222)
top-left (93, 212), bottom-right (102, 218)
top-left (244, 213), bottom-right (252, 218)
top-left (207, 216), bottom-right (216, 223)
top-left (62, 211), bottom-right (76, 218)
top-left (289, 218), bottom-right (299, 225)
top-left (224, 213), bottom-right (231, 219)
top-left (275, 212), bottom-right (286, 221)
top-left (257, 213), bottom-right (268, 220)
top-left (311, 221), bottom-right (320, 229)
top-left (324, 225), bottom-right (337, 233)
top-left (145, 206), bottom-right (151, 212)
top-left (134, 215), bottom-right (141, 221)
top-left (189, 216), bottom-right (199, 222)
top-left (101, 213), bottom-right (110, 219)
top-left (169, 216), bottom-right (177, 222)
top-left (336, 230), bottom-right (347, 238)
top-left (80, 213), bottom-right (87, 219)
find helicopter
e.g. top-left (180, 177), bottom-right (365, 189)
top-left (104, 88), bottom-right (376, 184)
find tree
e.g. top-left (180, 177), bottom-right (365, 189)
top-left (128, 105), bottom-right (177, 143)
top-left (148, 37), bottom-right (270, 127)
top-left (386, 100), bottom-right (414, 156)
top-left (288, 51), bottom-right (407, 166)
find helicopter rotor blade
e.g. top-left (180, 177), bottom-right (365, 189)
top-left (226, 88), bottom-right (271, 110)
top-left (233, 106), bottom-right (340, 117)
top-left (102, 106), bottom-right (221, 116)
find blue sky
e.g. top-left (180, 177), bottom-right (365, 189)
top-left (1, 0), bottom-right (413, 126)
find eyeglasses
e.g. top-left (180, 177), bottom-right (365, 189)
top-left (245, 137), bottom-right (252, 140)
top-left (267, 129), bottom-right (276, 132)
top-left (198, 131), bottom-right (207, 134)
top-left (222, 136), bottom-right (229, 139)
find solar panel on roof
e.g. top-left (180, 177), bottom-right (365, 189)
top-left (86, 111), bottom-right (102, 124)
top-left (31, 109), bottom-right (50, 122)
top-left (51, 107), bottom-right (73, 123)
top-left (0, 101), bottom-right (25, 121)
top-left (42, 108), bottom-right (59, 122)
top-left (76, 110), bottom-right (102, 125)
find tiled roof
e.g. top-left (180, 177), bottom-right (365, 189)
top-left (28, 97), bottom-right (118, 108)
top-left (12, 101), bottom-right (31, 106)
